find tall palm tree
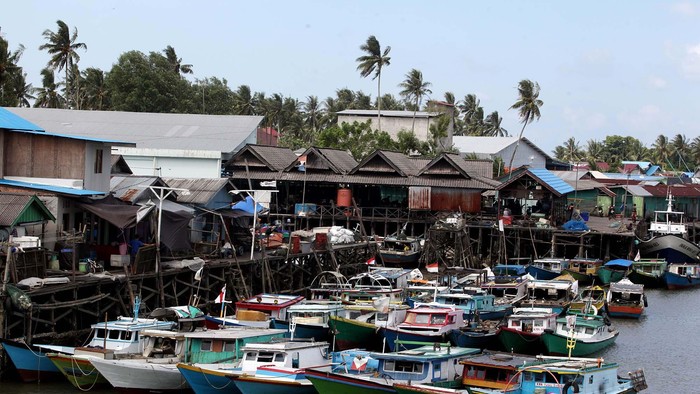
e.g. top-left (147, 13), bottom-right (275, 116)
top-left (163, 45), bottom-right (193, 76)
top-left (232, 85), bottom-right (255, 115)
top-left (356, 35), bottom-right (391, 132)
top-left (671, 133), bottom-right (691, 171)
top-left (33, 68), bottom-right (65, 108)
top-left (0, 35), bottom-right (24, 90)
top-left (507, 80), bottom-right (543, 177)
top-left (690, 136), bottom-right (700, 169)
top-left (82, 67), bottom-right (108, 110)
top-left (39, 20), bottom-right (87, 108)
top-left (398, 68), bottom-right (432, 133)
top-left (651, 134), bottom-right (671, 169)
top-left (11, 72), bottom-right (34, 107)
top-left (303, 95), bottom-right (323, 135)
top-left (484, 111), bottom-right (508, 137)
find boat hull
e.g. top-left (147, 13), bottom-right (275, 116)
top-left (177, 363), bottom-right (242, 394)
top-left (638, 234), bottom-right (700, 265)
top-left (305, 370), bottom-right (393, 394)
top-left (627, 270), bottom-right (664, 288)
top-left (90, 358), bottom-right (189, 394)
top-left (607, 305), bottom-right (644, 319)
top-left (271, 320), bottom-right (330, 341)
top-left (233, 372), bottom-right (316, 394)
top-left (448, 329), bottom-right (498, 350)
top-left (497, 327), bottom-right (545, 355)
top-left (525, 266), bottom-right (560, 280)
top-left (541, 330), bottom-right (618, 356)
top-left (329, 316), bottom-right (383, 351)
top-left (596, 267), bottom-right (626, 285)
top-left (204, 315), bottom-right (271, 330)
top-left (563, 269), bottom-right (596, 286)
top-left (48, 353), bottom-right (110, 389)
top-left (0, 339), bottom-right (66, 382)
top-left (663, 271), bottom-right (700, 289)
top-left (381, 328), bottom-right (445, 351)
top-left (378, 252), bottom-right (421, 268)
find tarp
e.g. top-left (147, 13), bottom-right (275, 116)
top-left (80, 195), bottom-right (143, 229)
top-left (231, 196), bottom-right (264, 215)
top-left (604, 259), bottom-right (634, 268)
top-left (142, 200), bottom-right (194, 253)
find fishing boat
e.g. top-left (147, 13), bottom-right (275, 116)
top-left (329, 296), bottom-right (408, 351)
top-left (637, 191), bottom-right (700, 265)
top-left (381, 306), bottom-right (465, 351)
top-left (627, 258), bottom-right (667, 288)
top-left (434, 290), bottom-right (513, 321)
top-left (569, 285), bottom-right (606, 314)
top-left (204, 293), bottom-right (305, 329)
top-left (480, 275), bottom-right (530, 308)
top-left (498, 307), bottom-right (558, 355)
top-left (305, 343), bottom-right (480, 394)
top-left (377, 232), bottom-right (422, 268)
top-left (663, 263), bottom-right (700, 289)
top-left (47, 315), bottom-right (179, 389)
top-left (563, 257), bottom-right (603, 285)
top-left (597, 259), bottom-right (633, 285)
top-left (448, 320), bottom-right (500, 350)
top-left (520, 274), bottom-right (577, 315)
top-left (607, 279), bottom-right (647, 318)
top-left (271, 299), bottom-right (345, 340)
top-left (541, 312), bottom-right (618, 357)
top-left (526, 258), bottom-right (569, 280)
top-left (0, 338), bottom-right (74, 382)
top-left (178, 338), bottom-right (328, 394)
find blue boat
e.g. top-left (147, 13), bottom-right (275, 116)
top-left (434, 291), bottom-right (513, 321)
top-left (526, 258), bottom-right (568, 280)
top-left (270, 300), bottom-right (344, 341)
top-left (381, 306), bottom-right (464, 351)
top-left (0, 338), bottom-right (72, 382)
top-left (598, 259), bottom-right (633, 285)
top-left (663, 263), bottom-right (700, 289)
top-left (448, 324), bottom-right (499, 349)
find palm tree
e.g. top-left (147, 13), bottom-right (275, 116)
top-left (163, 45), bottom-right (193, 76)
top-left (671, 134), bottom-right (691, 171)
top-left (33, 68), bottom-right (65, 108)
top-left (232, 85), bottom-right (255, 115)
top-left (356, 35), bottom-right (391, 132)
top-left (10, 72), bottom-right (34, 107)
top-left (507, 80), bottom-right (543, 177)
top-left (0, 35), bottom-right (24, 90)
top-left (303, 95), bottom-right (324, 135)
top-left (484, 111), bottom-right (508, 137)
top-left (690, 136), bottom-right (700, 169)
top-left (82, 67), bottom-right (108, 110)
top-left (39, 20), bottom-right (87, 108)
top-left (651, 134), bottom-right (671, 169)
top-left (398, 68), bottom-right (432, 133)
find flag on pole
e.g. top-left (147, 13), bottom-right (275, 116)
top-left (634, 250), bottom-right (641, 262)
top-left (194, 266), bottom-right (204, 281)
top-left (366, 256), bottom-right (376, 265)
top-left (426, 262), bottom-right (439, 273)
top-left (214, 285), bottom-right (226, 303)
top-left (566, 314), bottom-right (576, 329)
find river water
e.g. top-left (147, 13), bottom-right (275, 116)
top-left (1, 286), bottom-right (696, 393)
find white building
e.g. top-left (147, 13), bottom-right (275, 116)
top-left (452, 136), bottom-right (551, 171)
top-left (337, 109), bottom-right (440, 142)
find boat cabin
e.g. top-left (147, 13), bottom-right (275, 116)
top-left (371, 344), bottom-right (479, 383)
top-left (481, 276), bottom-right (529, 305)
top-left (505, 307), bottom-right (558, 335)
top-left (181, 327), bottom-right (287, 364)
top-left (519, 358), bottom-right (643, 393)
top-left (523, 277), bottom-right (577, 313)
top-left (85, 317), bottom-right (177, 356)
top-left (234, 294), bottom-right (305, 322)
top-left (460, 352), bottom-right (536, 390)
top-left (398, 307), bottom-right (464, 334)
top-left (239, 340), bottom-right (330, 371)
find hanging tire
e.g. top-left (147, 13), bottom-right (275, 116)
top-left (562, 380), bottom-right (580, 393)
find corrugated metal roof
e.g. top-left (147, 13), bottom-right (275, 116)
top-left (453, 136), bottom-right (551, 160)
top-left (162, 178), bottom-right (231, 204)
top-left (6, 107), bottom-right (261, 153)
top-left (529, 168), bottom-right (575, 195)
top-left (337, 109), bottom-right (439, 118)
top-left (4, 128), bottom-right (135, 146)
top-left (0, 179), bottom-right (105, 196)
top-left (110, 176), bottom-right (163, 202)
top-left (0, 194), bottom-right (56, 226)
top-left (227, 145), bottom-right (297, 172)
top-left (0, 107), bottom-right (44, 131)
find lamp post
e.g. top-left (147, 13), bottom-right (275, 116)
top-left (147, 186), bottom-right (191, 274)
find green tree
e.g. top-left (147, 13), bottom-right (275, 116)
top-left (398, 68), bottom-right (432, 134)
top-left (303, 95), bottom-right (324, 136)
top-left (0, 34), bottom-right (25, 105)
top-left (9, 72), bottom-right (34, 107)
top-left (484, 111), bottom-right (508, 137)
top-left (356, 35), bottom-right (391, 132)
top-left (671, 134), bottom-right (691, 171)
top-left (378, 93), bottom-right (404, 111)
top-left (81, 67), bottom-right (109, 110)
top-left (33, 68), bottom-right (64, 108)
top-left (689, 136), bottom-right (700, 169)
top-left (316, 121), bottom-right (390, 160)
top-left (232, 85), bottom-right (256, 115)
top-left (507, 80), bottom-right (543, 176)
top-left (39, 20), bottom-right (87, 108)
top-left (194, 77), bottom-right (234, 115)
top-left (651, 134), bottom-right (671, 169)
top-left (163, 45), bottom-right (193, 76)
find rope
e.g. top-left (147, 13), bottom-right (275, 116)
top-left (69, 355), bottom-right (102, 391)
top-left (200, 367), bottom-right (235, 390)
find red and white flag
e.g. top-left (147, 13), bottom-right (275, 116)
top-left (426, 262), bottom-right (439, 273)
top-left (351, 356), bottom-right (369, 371)
top-left (634, 250), bottom-right (641, 262)
top-left (366, 256), bottom-right (376, 265)
top-left (214, 285), bottom-right (226, 303)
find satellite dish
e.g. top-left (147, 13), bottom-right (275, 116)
top-left (0, 228), bottom-right (9, 242)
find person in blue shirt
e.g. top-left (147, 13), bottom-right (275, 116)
top-left (129, 235), bottom-right (145, 259)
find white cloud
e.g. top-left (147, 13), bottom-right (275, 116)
top-left (671, 1), bottom-right (697, 16)
top-left (681, 43), bottom-right (700, 79)
top-left (648, 76), bottom-right (668, 89)
top-left (617, 105), bottom-right (664, 131)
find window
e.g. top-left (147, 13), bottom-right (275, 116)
top-left (256, 352), bottom-right (275, 363)
top-left (223, 341), bottom-right (236, 352)
top-left (123, 332), bottom-right (133, 341)
top-left (108, 330), bottom-right (121, 340)
top-left (274, 353), bottom-right (285, 362)
top-left (95, 329), bottom-right (106, 339)
top-left (94, 149), bottom-right (103, 173)
top-left (245, 352), bottom-right (256, 360)
top-left (384, 360), bottom-right (424, 373)
top-left (585, 327), bottom-right (594, 335)
top-left (200, 340), bottom-right (212, 351)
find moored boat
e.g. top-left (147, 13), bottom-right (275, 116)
top-left (663, 263), bottom-right (700, 289)
top-left (329, 300), bottom-right (408, 351)
top-left (520, 274), bottom-right (577, 315)
top-left (597, 259), bottom-right (633, 285)
top-left (204, 293), bottom-right (304, 329)
top-left (0, 338), bottom-right (74, 382)
top-left (563, 257), bottom-right (603, 285)
top-left (569, 285), bottom-right (606, 314)
top-left (272, 299), bottom-right (344, 340)
top-left (607, 279), bottom-right (646, 318)
top-left (526, 258), bottom-right (568, 280)
top-left (628, 259), bottom-right (667, 288)
top-left (381, 306), bottom-right (464, 351)
top-left (377, 232), bottom-right (422, 268)
top-left (498, 307), bottom-right (558, 355)
top-left (541, 312), bottom-right (618, 357)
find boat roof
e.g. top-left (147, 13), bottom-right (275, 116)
top-left (556, 315), bottom-right (605, 328)
top-left (526, 357), bottom-right (619, 373)
top-left (610, 280), bottom-right (643, 293)
top-left (528, 279), bottom-right (575, 290)
top-left (288, 301), bottom-right (345, 311)
top-left (408, 306), bottom-right (456, 314)
top-left (242, 340), bottom-right (329, 351)
top-left (140, 329), bottom-right (187, 339)
top-left (511, 307), bottom-right (557, 316)
top-left (236, 294), bottom-right (305, 310)
top-left (605, 259), bottom-right (634, 268)
top-left (91, 317), bottom-right (175, 331)
top-left (184, 327), bottom-right (286, 339)
top-left (371, 345), bottom-right (479, 361)
top-left (460, 352), bottom-right (536, 368)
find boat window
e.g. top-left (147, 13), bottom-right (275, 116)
top-left (108, 330), bottom-right (121, 340)
top-left (533, 320), bottom-right (544, 327)
top-left (245, 351), bottom-right (257, 360)
top-left (431, 314), bottom-right (446, 324)
top-left (257, 352), bottom-right (275, 363)
top-left (542, 372), bottom-right (561, 383)
top-left (274, 353), bottom-right (285, 362)
top-left (589, 375), bottom-right (594, 384)
top-left (123, 331), bottom-right (133, 341)
top-left (200, 340), bottom-right (212, 351)
top-left (95, 329), bottom-right (105, 339)
top-left (510, 320), bottom-right (520, 327)
top-left (413, 314), bottom-right (430, 324)
top-left (522, 371), bottom-right (533, 381)
top-left (384, 360), bottom-right (423, 373)
top-left (223, 341), bottom-right (236, 352)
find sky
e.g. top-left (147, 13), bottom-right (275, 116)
top-left (2, 1), bottom-right (700, 155)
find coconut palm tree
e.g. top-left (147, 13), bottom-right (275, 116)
top-left (356, 35), bottom-right (391, 132)
top-left (651, 134), bottom-right (671, 169)
top-left (0, 34), bottom-right (24, 91)
top-left (303, 95), bottom-right (324, 135)
top-left (232, 85), bottom-right (256, 115)
top-left (82, 67), bottom-right (109, 110)
top-left (39, 20), bottom-right (86, 108)
top-left (10, 72), bottom-right (34, 107)
top-left (690, 136), bottom-right (700, 168)
top-left (507, 80), bottom-right (543, 177)
top-left (484, 111), bottom-right (508, 137)
top-left (33, 68), bottom-right (64, 108)
top-left (398, 68), bottom-right (432, 133)
top-left (671, 134), bottom-right (691, 171)
top-left (163, 45), bottom-right (193, 76)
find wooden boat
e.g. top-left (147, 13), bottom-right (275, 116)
top-left (628, 259), bottom-right (667, 288)
top-left (525, 258), bottom-right (569, 280)
top-left (498, 307), bottom-right (558, 355)
top-left (271, 299), bottom-right (345, 340)
top-left (448, 320), bottom-right (500, 350)
top-left (663, 263), bottom-right (700, 289)
top-left (637, 192), bottom-right (700, 265)
top-left (329, 298), bottom-right (408, 351)
top-left (381, 306), bottom-right (464, 351)
top-left (570, 285), bottom-right (606, 314)
top-left (480, 275), bottom-right (530, 308)
top-left (563, 257), bottom-right (603, 285)
top-left (520, 274), bottom-right (577, 315)
top-left (377, 233), bottom-right (422, 268)
top-left (204, 293), bottom-right (305, 329)
top-left (541, 312), bottom-right (618, 357)
top-left (597, 259), bottom-right (633, 285)
top-left (305, 343), bottom-right (479, 394)
top-left (0, 338), bottom-right (74, 382)
top-left (434, 291), bottom-right (513, 321)
top-left (178, 338), bottom-right (328, 394)
top-left (607, 279), bottom-right (647, 318)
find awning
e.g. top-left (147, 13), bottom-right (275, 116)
top-left (604, 259), bottom-right (634, 268)
top-left (80, 195), bottom-right (143, 229)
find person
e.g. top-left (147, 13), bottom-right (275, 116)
top-left (567, 203), bottom-right (574, 220)
top-left (608, 206), bottom-right (615, 220)
top-left (631, 204), bottom-right (638, 223)
top-left (220, 241), bottom-right (233, 258)
top-left (129, 234), bottom-right (145, 260)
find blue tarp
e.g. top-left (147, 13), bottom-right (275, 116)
top-left (562, 219), bottom-right (589, 231)
top-left (605, 259), bottom-right (634, 268)
top-left (231, 196), bottom-right (263, 215)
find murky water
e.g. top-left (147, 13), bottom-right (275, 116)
top-left (1, 287), bottom-right (694, 393)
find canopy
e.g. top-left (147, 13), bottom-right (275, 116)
top-left (80, 195), bottom-right (143, 229)
top-left (604, 259), bottom-right (634, 268)
top-left (231, 196), bottom-right (264, 215)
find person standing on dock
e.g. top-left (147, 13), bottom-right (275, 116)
top-left (129, 234), bottom-right (145, 262)
top-left (608, 206), bottom-right (615, 220)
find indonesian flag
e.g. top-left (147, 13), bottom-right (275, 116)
top-left (426, 262), bottom-right (439, 273)
top-left (366, 256), bottom-right (376, 265)
top-left (351, 356), bottom-right (369, 371)
top-left (214, 285), bottom-right (226, 303)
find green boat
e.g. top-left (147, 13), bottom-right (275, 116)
top-left (541, 313), bottom-right (618, 357)
top-left (48, 352), bottom-right (110, 389)
top-left (329, 302), bottom-right (408, 351)
top-left (597, 259), bottom-right (633, 285)
top-left (628, 258), bottom-right (667, 288)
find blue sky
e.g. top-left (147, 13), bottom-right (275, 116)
top-left (3, 1), bottom-right (700, 154)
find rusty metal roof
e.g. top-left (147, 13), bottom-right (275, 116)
top-left (110, 176), bottom-right (167, 203)
top-left (162, 178), bottom-right (232, 204)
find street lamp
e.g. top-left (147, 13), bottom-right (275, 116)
top-left (147, 186), bottom-right (191, 273)
top-left (229, 190), bottom-right (277, 261)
